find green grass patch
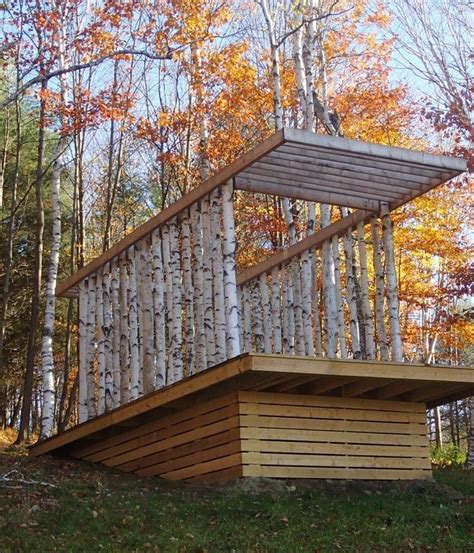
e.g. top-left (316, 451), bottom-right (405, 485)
top-left (1, 450), bottom-right (473, 552)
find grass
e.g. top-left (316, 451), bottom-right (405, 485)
top-left (0, 436), bottom-right (473, 552)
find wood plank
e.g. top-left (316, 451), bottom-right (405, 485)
top-left (427, 386), bottom-right (474, 409)
top-left (267, 375), bottom-right (323, 393)
top-left (116, 428), bottom-right (241, 473)
top-left (30, 355), bottom-right (252, 457)
top-left (239, 403), bottom-right (426, 423)
top-left (247, 374), bottom-right (293, 391)
top-left (249, 354), bottom-right (474, 384)
top-left (240, 427), bottom-right (428, 446)
top-left (56, 130), bottom-right (286, 297)
top-left (161, 452), bottom-right (242, 480)
top-left (239, 415), bottom-right (426, 436)
top-left (187, 465), bottom-right (242, 483)
top-left (241, 439), bottom-right (429, 458)
top-left (235, 176), bottom-right (381, 211)
top-left (137, 440), bottom-right (242, 477)
top-left (84, 403), bottom-right (239, 463)
top-left (342, 378), bottom-right (390, 398)
top-left (238, 390), bottom-right (426, 413)
top-left (103, 416), bottom-right (240, 467)
top-left (243, 465), bottom-right (432, 480)
top-left (403, 383), bottom-right (471, 403)
top-left (72, 392), bottom-right (238, 459)
top-left (370, 381), bottom-right (426, 400)
top-left (242, 452), bottom-right (431, 470)
top-left (236, 211), bottom-right (369, 285)
top-left (306, 376), bottom-right (358, 395)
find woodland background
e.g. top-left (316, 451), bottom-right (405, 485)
top-left (0, 0), bottom-right (472, 459)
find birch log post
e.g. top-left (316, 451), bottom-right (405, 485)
top-left (135, 247), bottom-right (145, 393)
top-left (252, 279), bottom-right (264, 353)
top-left (140, 244), bottom-right (155, 393)
top-left (332, 235), bottom-right (347, 357)
top-left (308, 203), bottom-right (321, 354)
top-left (85, 274), bottom-right (97, 419)
top-left (181, 213), bottom-right (195, 374)
top-left (259, 273), bottom-right (272, 352)
top-left (95, 270), bottom-right (105, 415)
top-left (301, 251), bottom-right (315, 356)
top-left (128, 247), bottom-right (140, 400)
top-left (222, 181), bottom-right (241, 357)
top-left (161, 224), bottom-right (174, 382)
top-left (190, 203), bottom-right (207, 371)
top-left (370, 216), bottom-right (389, 361)
top-left (151, 229), bottom-right (166, 386)
top-left (119, 255), bottom-right (130, 403)
top-left (78, 279), bottom-right (88, 423)
top-left (210, 189), bottom-right (226, 362)
top-left (111, 259), bottom-right (121, 406)
top-left (243, 283), bottom-right (252, 352)
top-left (284, 267), bottom-right (295, 354)
top-left (102, 264), bottom-right (114, 410)
top-left (357, 221), bottom-right (375, 359)
top-left (201, 196), bottom-right (216, 365)
top-left (271, 267), bottom-right (282, 354)
top-left (381, 203), bottom-right (403, 362)
top-left (169, 219), bottom-right (184, 381)
top-left (320, 205), bottom-right (338, 357)
top-left (291, 258), bottom-right (305, 355)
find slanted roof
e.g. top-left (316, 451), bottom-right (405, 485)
top-left (56, 128), bottom-right (466, 298)
top-left (234, 128), bottom-right (467, 211)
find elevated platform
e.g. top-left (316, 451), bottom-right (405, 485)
top-left (30, 355), bottom-right (474, 482)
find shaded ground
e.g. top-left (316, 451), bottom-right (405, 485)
top-left (0, 437), bottom-right (473, 552)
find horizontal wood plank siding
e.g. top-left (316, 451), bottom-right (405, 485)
top-left (239, 391), bottom-right (431, 480)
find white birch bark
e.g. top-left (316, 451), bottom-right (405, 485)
top-left (370, 216), bottom-right (389, 361)
top-left (252, 279), bottom-right (264, 353)
top-left (271, 267), bottom-right (282, 354)
top-left (169, 220), bottom-right (184, 381)
top-left (301, 250), bottom-right (314, 356)
top-left (357, 221), bottom-right (375, 359)
top-left (161, 224), bottom-right (174, 383)
top-left (284, 266), bottom-right (295, 354)
top-left (102, 264), bottom-right (114, 410)
top-left (78, 279), bottom-right (88, 423)
top-left (135, 247), bottom-right (144, 394)
top-left (320, 205), bottom-right (338, 357)
top-left (85, 274), bottom-right (97, 418)
top-left (259, 273), bottom-right (272, 352)
top-left (181, 213), bottom-right (195, 375)
top-left (281, 276), bottom-right (289, 354)
top-left (292, 8), bottom-right (307, 124)
top-left (341, 220), bottom-right (361, 359)
top-left (128, 247), bottom-right (140, 400)
top-left (151, 229), bottom-right (166, 386)
top-left (119, 255), bottom-right (130, 403)
top-left (237, 286), bottom-right (244, 351)
top-left (381, 204), bottom-right (403, 362)
top-left (291, 258), bottom-right (305, 355)
top-left (332, 235), bottom-right (347, 358)
top-left (190, 203), bottom-right (207, 371)
top-left (308, 204), bottom-right (322, 353)
top-left (302, 1), bottom-right (317, 130)
top-left (243, 284), bottom-right (252, 352)
top-left (95, 270), bottom-right (105, 415)
top-left (201, 195), bottom-right (216, 365)
top-left (111, 259), bottom-right (121, 406)
top-left (139, 243), bottom-right (155, 393)
top-left (210, 188), bottom-right (226, 362)
top-left (222, 181), bottom-right (241, 358)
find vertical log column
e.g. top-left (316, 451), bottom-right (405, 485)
top-left (78, 279), bottom-right (89, 423)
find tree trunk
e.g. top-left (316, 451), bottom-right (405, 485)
top-left (370, 216), bottom-right (389, 361)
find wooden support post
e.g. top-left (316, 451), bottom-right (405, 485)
top-left (78, 279), bottom-right (88, 423)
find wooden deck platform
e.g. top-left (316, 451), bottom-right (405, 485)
top-left (30, 354), bottom-right (474, 482)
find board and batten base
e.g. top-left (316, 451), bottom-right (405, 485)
top-left (65, 391), bottom-right (431, 483)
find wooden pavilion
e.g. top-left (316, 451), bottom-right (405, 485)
top-left (30, 128), bottom-right (473, 483)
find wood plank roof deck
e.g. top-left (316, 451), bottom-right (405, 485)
top-left (30, 353), bottom-right (474, 458)
top-left (56, 128), bottom-right (466, 298)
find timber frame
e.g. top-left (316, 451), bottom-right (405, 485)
top-left (32, 129), bottom-right (471, 482)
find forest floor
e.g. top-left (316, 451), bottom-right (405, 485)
top-left (0, 433), bottom-right (473, 552)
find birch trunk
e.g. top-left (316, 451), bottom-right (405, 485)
top-left (139, 244), bottom-right (155, 392)
top-left (259, 273), bottom-right (272, 352)
top-left (308, 204), bottom-right (322, 353)
top-left (161, 224), bottom-right (173, 382)
top-left (370, 216), bottom-right (389, 361)
top-left (96, 270), bottom-right (105, 415)
top-left (271, 267), bottom-right (282, 354)
top-left (381, 204), bottom-right (403, 361)
top-left (321, 205), bottom-right (338, 357)
top-left (284, 267), bottom-right (295, 354)
top-left (252, 280), bottom-right (264, 353)
top-left (119, 255), bottom-right (130, 403)
top-left (341, 220), bottom-right (361, 358)
top-left (190, 203), bottom-right (207, 371)
top-left (135, 247), bottom-right (144, 394)
top-left (169, 220), bottom-right (184, 381)
top-left (301, 251), bottom-right (315, 356)
top-left (201, 196), bottom-right (216, 365)
top-left (151, 229), bottom-right (166, 386)
top-left (111, 259), bottom-right (121, 406)
top-left (210, 189), bottom-right (226, 362)
top-left (181, 213), bottom-right (195, 375)
top-left (78, 280), bottom-right (88, 422)
top-left (85, 274), bottom-right (97, 418)
top-left (357, 222), bottom-right (375, 359)
top-left (222, 181), bottom-right (241, 358)
top-left (281, 277), bottom-right (289, 354)
top-left (102, 264), bottom-right (114, 411)
top-left (243, 284), bottom-right (252, 352)
top-left (332, 235), bottom-right (347, 357)
top-left (128, 247), bottom-right (140, 400)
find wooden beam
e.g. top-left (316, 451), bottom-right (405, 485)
top-left (56, 131), bottom-right (286, 297)
top-left (341, 378), bottom-right (389, 398)
top-left (306, 376), bottom-right (358, 395)
top-left (235, 175), bottom-right (382, 210)
top-left (236, 210), bottom-right (370, 285)
top-left (370, 380), bottom-right (426, 400)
